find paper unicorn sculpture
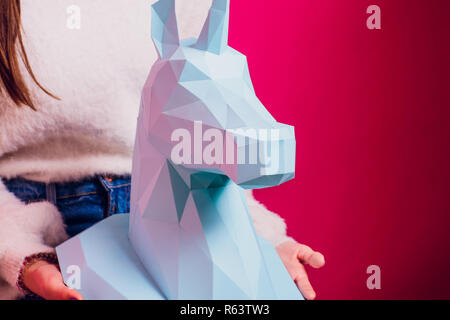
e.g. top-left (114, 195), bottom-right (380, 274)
top-left (57, 0), bottom-right (301, 300)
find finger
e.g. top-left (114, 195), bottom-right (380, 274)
top-left (297, 245), bottom-right (325, 268)
top-left (294, 265), bottom-right (316, 300)
top-left (309, 252), bottom-right (325, 269)
top-left (62, 287), bottom-right (84, 301)
top-left (296, 244), bottom-right (314, 264)
top-left (45, 269), bottom-right (84, 300)
top-left (46, 280), bottom-right (84, 300)
top-left (40, 267), bottom-right (68, 300)
top-left (34, 264), bottom-right (83, 300)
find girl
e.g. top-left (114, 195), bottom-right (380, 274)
top-left (0, 0), bottom-right (324, 300)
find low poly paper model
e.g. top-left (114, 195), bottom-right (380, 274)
top-left (57, 0), bottom-right (301, 300)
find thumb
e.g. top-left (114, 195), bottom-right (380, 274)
top-left (40, 265), bottom-right (84, 300)
top-left (24, 261), bottom-right (84, 300)
top-left (44, 275), bottom-right (84, 300)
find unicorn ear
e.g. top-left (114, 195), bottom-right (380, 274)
top-left (194, 0), bottom-right (230, 54)
top-left (152, 0), bottom-right (180, 59)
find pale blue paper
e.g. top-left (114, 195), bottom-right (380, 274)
top-left (57, 0), bottom-right (301, 300)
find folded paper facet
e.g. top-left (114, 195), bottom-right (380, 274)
top-left (57, 0), bottom-right (301, 300)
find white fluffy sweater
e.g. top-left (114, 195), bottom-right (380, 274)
top-left (0, 0), bottom-right (293, 299)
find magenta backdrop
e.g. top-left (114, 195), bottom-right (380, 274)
top-left (228, 0), bottom-right (450, 299)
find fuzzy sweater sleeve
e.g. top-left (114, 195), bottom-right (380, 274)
top-left (0, 181), bottom-right (68, 299)
top-left (245, 190), bottom-right (295, 247)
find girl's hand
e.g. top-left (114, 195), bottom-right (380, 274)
top-left (21, 243), bottom-right (323, 300)
top-left (22, 260), bottom-right (84, 300)
top-left (276, 241), bottom-right (325, 300)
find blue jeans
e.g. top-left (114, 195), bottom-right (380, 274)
top-left (2, 175), bottom-right (131, 237)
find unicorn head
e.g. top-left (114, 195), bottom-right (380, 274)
top-left (135, 0), bottom-right (296, 190)
top-left (130, 0), bottom-right (299, 300)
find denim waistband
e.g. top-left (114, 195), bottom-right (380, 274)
top-left (2, 175), bottom-right (132, 237)
top-left (2, 175), bottom-right (131, 204)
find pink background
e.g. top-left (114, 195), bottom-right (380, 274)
top-left (229, 0), bottom-right (450, 299)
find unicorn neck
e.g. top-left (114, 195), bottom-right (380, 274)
top-left (129, 160), bottom-right (265, 299)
